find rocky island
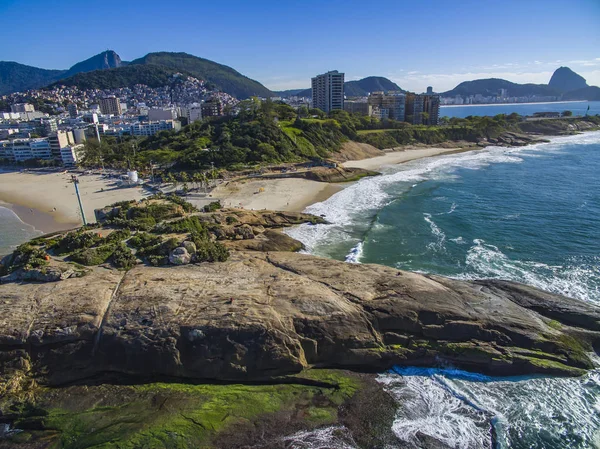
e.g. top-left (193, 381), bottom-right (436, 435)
top-left (1, 196), bottom-right (599, 448)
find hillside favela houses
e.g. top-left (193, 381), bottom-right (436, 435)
top-left (0, 72), bottom-right (239, 166)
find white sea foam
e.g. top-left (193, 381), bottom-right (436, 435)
top-left (423, 213), bottom-right (446, 253)
top-left (344, 241), bottom-right (364, 264)
top-left (458, 239), bottom-right (599, 303)
top-left (378, 367), bottom-right (600, 449)
top-left (280, 425), bottom-right (358, 448)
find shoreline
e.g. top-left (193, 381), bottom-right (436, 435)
top-left (210, 146), bottom-right (478, 213)
top-left (0, 172), bottom-right (152, 234)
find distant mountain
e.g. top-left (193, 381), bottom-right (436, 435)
top-left (344, 76), bottom-right (403, 96)
top-left (126, 52), bottom-right (273, 99)
top-left (562, 86), bottom-right (600, 101)
top-left (63, 50), bottom-right (124, 78)
top-left (0, 62), bottom-right (65, 95)
top-left (442, 78), bottom-right (560, 97)
top-left (2, 50), bottom-right (273, 99)
top-left (51, 52), bottom-right (273, 99)
top-left (549, 67), bottom-right (588, 93)
top-left (278, 76), bottom-right (402, 99)
top-left (442, 67), bottom-right (599, 101)
top-left (273, 89), bottom-right (307, 97)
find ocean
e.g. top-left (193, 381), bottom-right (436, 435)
top-left (441, 100), bottom-right (600, 119)
top-left (0, 205), bottom-right (41, 256)
top-left (286, 131), bottom-right (600, 448)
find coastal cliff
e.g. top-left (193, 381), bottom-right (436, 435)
top-left (1, 251), bottom-right (599, 390)
top-left (1, 202), bottom-right (599, 448)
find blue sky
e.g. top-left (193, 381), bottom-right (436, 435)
top-left (1, 0), bottom-right (599, 92)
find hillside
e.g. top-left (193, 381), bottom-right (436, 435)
top-left (48, 64), bottom-right (190, 90)
top-left (280, 76), bottom-right (402, 98)
top-left (344, 76), bottom-right (403, 96)
top-left (2, 50), bottom-right (273, 99)
top-left (549, 66), bottom-right (588, 92)
top-left (443, 78), bottom-right (560, 97)
top-left (562, 86), bottom-right (600, 101)
top-left (129, 52), bottom-right (273, 99)
top-left (63, 50), bottom-right (124, 78)
top-left (0, 61), bottom-right (65, 95)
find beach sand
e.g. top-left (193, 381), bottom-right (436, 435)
top-left (0, 171), bottom-right (151, 233)
top-left (211, 178), bottom-right (343, 212)
top-left (341, 147), bottom-right (472, 171)
top-left (0, 146), bottom-right (476, 233)
top-left (210, 147), bottom-right (470, 213)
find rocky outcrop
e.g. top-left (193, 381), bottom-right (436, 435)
top-left (1, 252), bottom-right (598, 391)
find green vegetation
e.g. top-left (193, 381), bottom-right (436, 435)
top-left (192, 238), bottom-right (229, 263)
top-left (48, 64), bottom-right (192, 90)
top-left (79, 104), bottom-right (600, 176)
top-left (71, 244), bottom-right (117, 266)
top-left (6, 370), bottom-right (359, 449)
top-left (0, 243), bottom-right (48, 275)
top-left (203, 200), bottom-right (221, 213)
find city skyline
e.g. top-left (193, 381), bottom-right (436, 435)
top-left (1, 0), bottom-right (599, 92)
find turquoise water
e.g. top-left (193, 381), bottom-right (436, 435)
top-left (0, 206), bottom-right (41, 256)
top-left (441, 100), bottom-right (600, 119)
top-left (287, 131), bottom-right (600, 448)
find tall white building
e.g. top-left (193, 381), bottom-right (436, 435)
top-left (311, 70), bottom-right (344, 113)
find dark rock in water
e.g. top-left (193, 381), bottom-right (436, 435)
top-left (548, 67), bottom-right (588, 93)
top-left (1, 252), bottom-right (598, 390)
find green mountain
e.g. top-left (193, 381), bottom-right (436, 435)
top-left (280, 76), bottom-right (403, 98)
top-left (442, 78), bottom-right (560, 97)
top-left (548, 66), bottom-right (588, 93)
top-left (48, 65), bottom-right (187, 90)
top-left (0, 62), bottom-right (65, 95)
top-left (2, 51), bottom-right (273, 99)
top-left (344, 76), bottom-right (403, 96)
top-left (127, 52), bottom-right (273, 98)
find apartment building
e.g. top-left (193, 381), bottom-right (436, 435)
top-left (200, 101), bottom-right (224, 117)
top-left (49, 130), bottom-right (74, 159)
top-left (368, 91), bottom-right (406, 121)
top-left (0, 138), bottom-right (52, 162)
top-left (311, 70), bottom-right (344, 113)
top-left (99, 96), bottom-right (122, 115)
top-left (343, 101), bottom-right (371, 115)
top-left (148, 108), bottom-right (178, 121)
top-left (130, 120), bottom-right (181, 137)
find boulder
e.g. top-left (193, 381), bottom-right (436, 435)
top-left (168, 247), bottom-right (191, 265)
top-left (235, 224), bottom-right (255, 240)
top-left (182, 240), bottom-right (197, 255)
top-left (0, 251), bottom-right (598, 388)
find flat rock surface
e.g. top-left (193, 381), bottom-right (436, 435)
top-left (1, 252), bottom-right (599, 387)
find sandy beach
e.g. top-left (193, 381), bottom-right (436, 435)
top-left (211, 178), bottom-right (344, 212)
top-left (341, 147), bottom-right (472, 171)
top-left (0, 146), bottom-right (471, 233)
top-left (0, 171), bottom-right (151, 233)
top-left (210, 147), bottom-right (470, 213)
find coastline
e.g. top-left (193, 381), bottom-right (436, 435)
top-left (211, 146), bottom-right (477, 213)
top-left (0, 172), bottom-right (152, 234)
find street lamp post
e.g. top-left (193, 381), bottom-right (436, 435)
top-left (70, 175), bottom-right (87, 225)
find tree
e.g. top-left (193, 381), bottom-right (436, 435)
top-left (562, 110), bottom-right (573, 117)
